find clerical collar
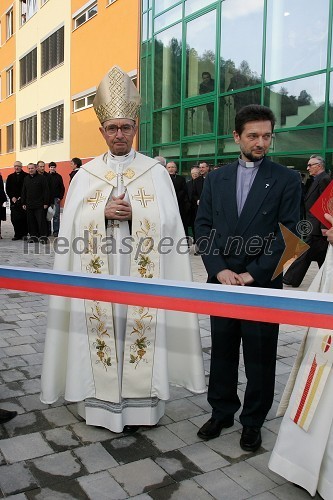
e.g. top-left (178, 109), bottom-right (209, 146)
top-left (108, 148), bottom-right (135, 163)
top-left (238, 157), bottom-right (264, 169)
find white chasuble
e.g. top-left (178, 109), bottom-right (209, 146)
top-left (269, 245), bottom-right (333, 499)
top-left (40, 150), bottom-right (205, 433)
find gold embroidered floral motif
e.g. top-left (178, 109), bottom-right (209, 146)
top-left (86, 256), bottom-right (104, 274)
top-left (135, 218), bottom-right (156, 278)
top-left (129, 307), bottom-right (153, 368)
top-left (90, 303), bottom-right (112, 370)
top-left (84, 223), bottom-right (104, 273)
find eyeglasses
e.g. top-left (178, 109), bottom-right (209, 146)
top-left (307, 162), bottom-right (320, 168)
top-left (104, 124), bottom-right (135, 136)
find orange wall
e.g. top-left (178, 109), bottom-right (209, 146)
top-left (0, 1), bottom-right (16, 169)
top-left (70, 0), bottom-right (140, 158)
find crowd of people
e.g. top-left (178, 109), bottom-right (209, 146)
top-left (0, 158), bottom-right (82, 242)
top-left (0, 64), bottom-right (333, 499)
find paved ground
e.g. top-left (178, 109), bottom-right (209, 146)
top-left (0, 218), bottom-right (321, 499)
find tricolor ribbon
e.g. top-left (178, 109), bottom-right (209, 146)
top-left (0, 266), bottom-right (332, 329)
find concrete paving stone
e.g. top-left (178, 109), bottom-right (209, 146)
top-left (0, 462), bottom-right (38, 495)
top-left (0, 382), bottom-right (25, 399)
top-left (0, 328), bottom-right (17, 337)
top-left (4, 302), bottom-right (22, 310)
top-left (42, 407), bottom-right (80, 427)
top-left (7, 335), bottom-right (37, 346)
top-left (263, 418), bottom-right (283, 436)
top-left (0, 401), bottom-right (24, 415)
top-left (21, 353), bottom-right (44, 365)
top-left (154, 450), bottom-right (202, 482)
top-left (16, 321), bottom-right (36, 328)
top-left (0, 432), bottom-right (53, 463)
top-left (0, 347), bottom-right (7, 359)
top-left (265, 401), bottom-right (280, 422)
top-left (166, 419), bottom-right (203, 445)
top-left (157, 414), bottom-right (173, 425)
top-left (149, 478), bottom-right (214, 499)
top-left (5, 494), bottom-right (28, 500)
top-left (102, 433), bottom-right (160, 465)
top-left (20, 364), bottom-right (42, 379)
top-left (246, 493), bottom-right (278, 500)
top-left (201, 337), bottom-right (211, 349)
top-left (274, 361), bottom-right (292, 376)
top-left (270, 483), bottom-right (322, 499)
top-left (223, 461), bottom-right (277, 495)
top-left (206, 430), bottom-right (250, 460)
top-left (77, 471), bottom-right (127, 499)
top-left (165, 398), bottom-right (205, 422)
top-left (20, 379), bottom-right (41, 395)
top-left (141, 426), bottom-right (186, 453)
top-left (43, 428), bottom-right (81, 452)
top-left (276, 345), bottom-right (298, 358)
top-left (261, 428), bottom-right (278, 452)
top-left (246, 452), bottom-right (286, 486)
top-left (194, 470), bottom-right (251, 499)
top-left (32, 343), bottom-right (45, 354)
top-left (74, 442), bottom-right (118, 473)
top-left (29, 450), bottom-right (86, 487)
top-left (31, 318), bottom-right (47, 327)
top-left (2, 315), bottom-right (19, 322)
top-left (168, 385), bottom-right (193, 400)
top-left (128, 495), bottom-right (151, 500)
top-left (110, 458), bottom-right (174, 496)
top-left (189, 413), bottom-right (212, 429)
top-left (17, 314), bottom-right (38, 320)
top-left (0, 338), bottom-right (10, 348)
top-left (179, 443), bottom-right (230, 472)
top-left (188, 394), bottom-right (212, 412)
top-left (24, 482), bottom-right (88, 500)
top-left (1, 369), bottom-right (27, 382)
top-left (3, 411), bottom-right (53, 438)
top-left (15, 328), bottom-right (39, 337)
top-left (18, 395), bottom-right (49, 412)
top-left (71, 422), bottom-right (113, 443)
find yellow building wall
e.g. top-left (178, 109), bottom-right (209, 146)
top-left (70, 0), bottom-right (140, 159)
top-left (16, 0), bottom-right (71, 165)
top-left (0, 1), bottom-right (16, 169)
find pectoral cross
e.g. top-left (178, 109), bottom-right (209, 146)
top-left (132, 187), bottom-right (154, 208)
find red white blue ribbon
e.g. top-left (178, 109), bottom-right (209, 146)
top-left (0, 266), bottom-right (332, 329)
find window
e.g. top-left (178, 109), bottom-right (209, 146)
top-left (73, 92), bottom-right (95, 111)
top-left (6, 8), bottom-right (13, 39)
top-left (7, 124), bottom-right (14, 152)
top-left (41, 104), bottom-right (64, 144)
top-left (20, 0), bottom-right (37, 26)
top-left (74, 3), bottom-right (97, 29)
top-left (41, 26), bottom-right (64, 75)
top-left (20, 48), bottom-right (37, 87)
top-left (20, 115), bottom-right (37, 149)
top-left (107, 0), bottom-right (117, 5)
top-left (6, 67), bottom-right (14, 96)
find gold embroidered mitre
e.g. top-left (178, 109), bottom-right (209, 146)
top-left (93, 66), bottom-right (141, 124)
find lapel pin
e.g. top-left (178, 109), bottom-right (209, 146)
top-left (265, 184), bottom-right (270, 188)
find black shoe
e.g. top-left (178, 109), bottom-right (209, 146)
top-left (197, 417), bottom-right (234, 440)
top-left (240, 426), bottom-right (262, 452)
top-left (0, 409), bottom-right (17, 424)
top-left (123, 425), bottom-right (140, 434)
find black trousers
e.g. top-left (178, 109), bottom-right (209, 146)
top-left (208, 316), bottom-right (279, 428)
top-left (283, 235), bottom-right (328, 287)
top-left (10, 204), bottom-right (28, 238)
top-left (26, 208), bottom-right (48, 239)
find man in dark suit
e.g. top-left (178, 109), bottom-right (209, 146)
top-left (195, 105), bottom-right (301, 452)
top-left (283, 155), bottom-right (331, 287)
top-left (166, 161), bottom-right (190, 235)
top-left (5, 161), bottom-right (28, 240)
top-left (187, 166), bottom-right (200, 243)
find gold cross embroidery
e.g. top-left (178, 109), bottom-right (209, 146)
top-left (123, 168), bottom-right (135, 179)
top-left (105, 171), bottom-right (116, 182)
top-left (87, 190), bottom-right (107, 210)
top-left (132, 188), bottom-right (154, 208)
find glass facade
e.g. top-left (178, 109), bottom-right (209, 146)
top-left (140, 0), bottom-right (333, 175)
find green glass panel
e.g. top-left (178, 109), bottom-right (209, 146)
top-left (218, 89), bottom-right (261, 136)
top-left (185, 0), bottom-right (214, 16)
top-left (328, 74), bottom-right (333, 122)
top-left (142, 12), bottom-right (148, 42)
top-left (266, 0), bottom-right (329, 82)
top-left (155, 0), bottom-right (179, 15)
top-left (142, 0), bottom-right (148, 12)
top-left (220, 0), bottom-right (263, 93)
top-left (186, 10), bottom-right (216, 98)
top-left (154, 23), bottom-right (182, 109)
top-left (182, 140), bottom-right (215, 159)
top-left (154, 4), bottom-right (182, 32)
top-left (326, 127), bottom-right (333, 148)
top-left (153, 107), bottom-right (180, 143)
top-left (217, 138), bottom-right (239, 156)
top-left (270, 154), bottom-right (312, 172)
top-left (152, 144), bottom-right (180, 158)
top-left (184, 103), bottom-right (214, 136)
top-left (264, 74), bottom-right (326, 129)
top-left (273, 128), bottom-right (324, 152)
top-left (140, 57), bottom-right (147, 121)
top-left (140, 123), bottom-right (147, 151)
top-left (148, 10), bottom-right (152, 38)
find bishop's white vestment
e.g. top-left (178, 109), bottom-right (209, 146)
top-left (269, 245), bottom-right (333, 498)
top-left (40, 150), bottom-right (206, 432)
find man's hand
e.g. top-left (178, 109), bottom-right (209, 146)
top-left (216, 269), bottom-right (245, 286)
top-left (323, 213), bottom-right (333, 245)
top-left (43, 205), bottom-right (48, 209)
top-left (22, 205), bottom-right (26, 210)
top-left (104, 192), bottom-right (132, 221)
top-left (12, 197), bottom-right (17, 203)
top-left (239, 272), bottom-right (255, 285)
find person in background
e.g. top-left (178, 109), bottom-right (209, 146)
top-left (5, 161), bottom-right (28, 241)
top-left (187, 166), bottom-right (200, 244)
top-left (48, 162), bottom-right (65, 237)
top-left (69, 157), bottom-right (82, 183)
top-left (154, 156), bottom-right (166, 167)
top-left (166, 161), bottom-right (190, 236)
top-left (22, 163), bottom-right (49, 243)
top-left (0, 173), bottom-right (7, 239)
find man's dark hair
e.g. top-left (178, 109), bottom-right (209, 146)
top-left (235, 105), bottom-right (276, 135)
top-left (202, 72), bottom-right (211, 79)
top-left (72, 157), bottom-right (82, 168)
top-left (49, 161), bottom-right (57, 167)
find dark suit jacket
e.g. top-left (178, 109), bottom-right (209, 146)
top-left (195, 158), bottom-right (301, 288)
top-left (169, 174), bottom-right (189, 223)
top-left (304, 171), bottom-right (331, 236)
top-left (192, 176), bottom-right (205, 207)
